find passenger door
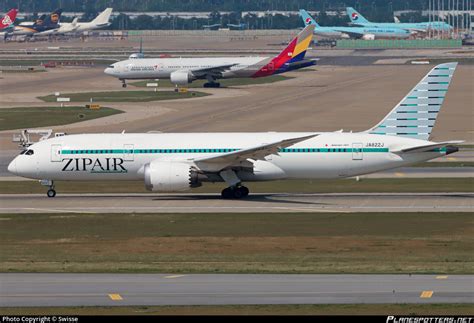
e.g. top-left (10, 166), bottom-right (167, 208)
top-left (123, 144), bottom-right (134, 161)
top-left (352, 143), bottom-right (363, 160)
top-left (51, 144), bottom-right (62, 162)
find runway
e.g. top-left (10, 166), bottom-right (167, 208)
top-left (1, 192), bottom-right (472, 213)
top-left (1, 274), bottom-right (472, 307)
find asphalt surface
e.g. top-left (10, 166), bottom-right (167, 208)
top-left (1, 274), bottom-right (472, 306)
top-left (1, 192), bottom-right (472, 213)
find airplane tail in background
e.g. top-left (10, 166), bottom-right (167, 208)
top-left (299, 9), bottom-right (320, 28)
top-left (91, 8), bottom-right (113, 26)
top-left (0, 8), bottom-right (18, 30)
top-left (346, 7), bottom-right (370, 24)
top-left (43, 9), bottom-right (62, 26)
top-left (366, 62), bottom-right (458, 141)
top-left (252, 24), bottom-right (315, 77)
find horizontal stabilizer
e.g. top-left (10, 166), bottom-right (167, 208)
top-left (392, 140), bottom-right (464, 154)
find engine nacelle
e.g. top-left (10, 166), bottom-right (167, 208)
top-left (144, 160), bottom-right (200, 192)
top-left (361, 34), bottom-right (375, 40)
top-left (170, 71), bottom-right (193, 85)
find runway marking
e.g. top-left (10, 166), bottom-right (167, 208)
top-left (108, 293), bottom-right (123, 301)
top-left (22, 207), bottom-right (93, 214)
top-left (420, 291), bottom-right (434, 298)
top-left (165, 275), bottom-right (186, 279)
top-left (436, 276), bottom-right (448, 279)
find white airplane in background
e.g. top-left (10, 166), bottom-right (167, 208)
top-left (104, 24), bottom-right (316, 88)
top-left (56, 8), bottom-right (113, 34)
top-left (8, 63), bottom-right (461, 199)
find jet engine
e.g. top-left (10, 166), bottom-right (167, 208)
top-left (144, 160), bottom-right (200, 192)
top-left (170, 71), bottom-right (194, 85)
top-left (361, 34), bottom-right (375, 40)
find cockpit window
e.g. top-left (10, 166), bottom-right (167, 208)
top-left (108, 65), bottom-right (114, 68)
top-left (25, 150), bottom-right (34, 155)
top-left (20, 150), bottom-right (27, 155)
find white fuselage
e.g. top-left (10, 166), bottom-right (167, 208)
top-left (9, 132), bottom-right (445, 183)
top-left (57, 21), bottom-right (110, 34)
top-left (104, 57), bottom-right (269, 80)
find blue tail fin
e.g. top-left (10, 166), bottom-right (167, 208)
top-left (299, 9), bottom-right (320, 28)
top-left (346, 7), bottom-right (370, 24)
top-left (366, 62), bottom-right (458, 140)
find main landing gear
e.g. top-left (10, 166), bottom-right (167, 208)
top-left (203, 82), bottom-right (221, 88)
top-left (221, 185), bottom-right (249, 199)
top-left (40, 179), bottom-right (56, 198)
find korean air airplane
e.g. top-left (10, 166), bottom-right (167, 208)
top-left (299, 9), bottom-right (411, 40)
top-left (347, 7), bottom-right (452, 33)
top-left (104, 24), bottom-right (316, 88)
top-left (9, 63), bottom-right (461, 199)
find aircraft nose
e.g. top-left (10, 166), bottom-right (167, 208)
top-left (7, 158), bottom-right (17, 175)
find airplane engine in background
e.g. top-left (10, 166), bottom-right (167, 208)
top-left (170, 71), bottom-right (194, 85)
top-left (144, 160), bottom-right (201, 192)
top-left (361, 34), bottom-right (375, 40)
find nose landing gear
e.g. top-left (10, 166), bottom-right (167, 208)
top-left (40, 179), bottom-right (56, 198)
top-left (120, 79), bottom-right (127, 88)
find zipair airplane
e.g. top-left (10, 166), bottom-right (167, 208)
top-left (9, 62), bottom-right (461, 199)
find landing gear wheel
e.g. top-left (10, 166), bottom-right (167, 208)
top-left (239, 186), bottom-right (249, 198)
top-left (204, 82), bottom-right (221, 88)
top-left (221, 186), bottom-right (249, 199)
top-left (122, 83), bottom-right (127, 88)
top-left (47, 189), bottom-right (56, 198)
top-left (221, 187), bottom-right (233, 199)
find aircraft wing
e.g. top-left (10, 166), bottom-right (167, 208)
top-left (188, 63), bottom-right (238, 78)
top-left (392, 141), bottom-right (464, 154)
top-left (193, 134), bottom-right (317, 171)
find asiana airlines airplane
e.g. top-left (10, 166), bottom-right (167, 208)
top-left (8, 63), bottom-right (461, 199)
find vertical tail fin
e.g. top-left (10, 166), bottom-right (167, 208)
top-left (252, 24), bottom-right (314, 77)
top-left (346, 7), bottom-right (370, 24)
top-left (91, 8), bottom-right (113, 26)
top-left (366, 62), bottom-right (458, 140)
top-left (0, 8), bottom-right (18, 29)
top-left (44, 9), bottom-right (62, 26)
top-left (299, 9), bottom-right (320, 28)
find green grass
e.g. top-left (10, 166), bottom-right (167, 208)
top-left (2, 178), bottom-right (472, 194)
top-left (0, 212), bottom-right (472, 274)
top-left (0, 304), bottom-right (472, 315)
top-left (130, 75), bottom-right (293, 88)
top-left (38, 90), bottom-right (209, 103)
top-left (0, 106), bottom-right (123, 131)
